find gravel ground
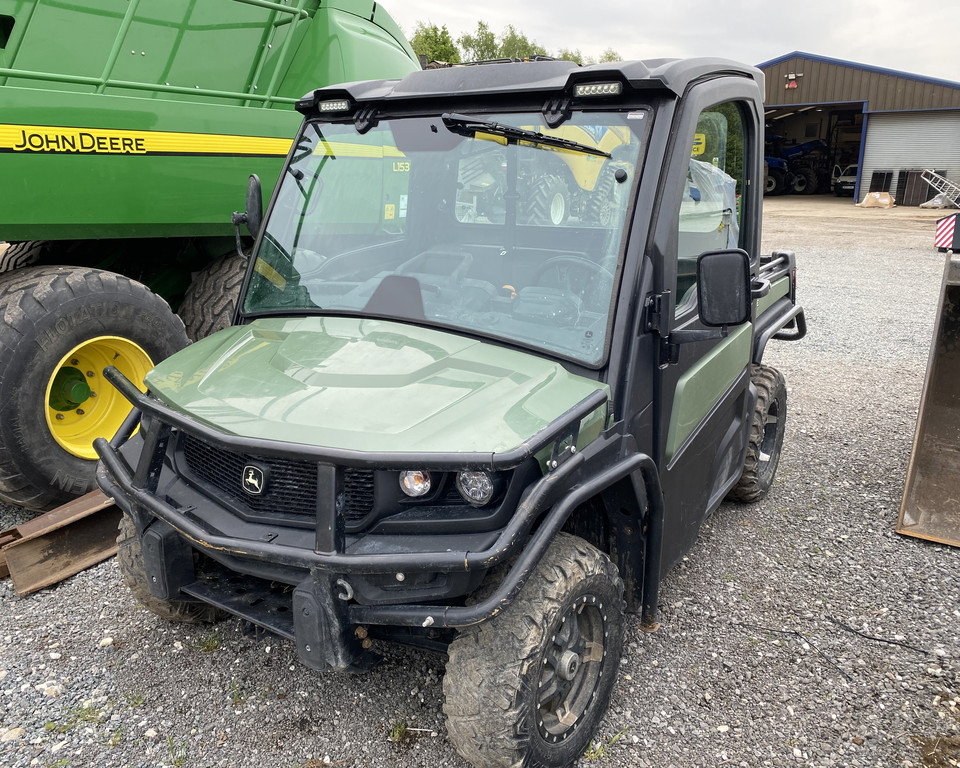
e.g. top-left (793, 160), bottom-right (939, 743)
top-left (2, 197), bottom-right (959, 768)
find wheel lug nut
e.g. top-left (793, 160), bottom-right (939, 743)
top-left (76, 408), bottom-right (85, 415)
top-left (86, 371), bottom-right (95, 378)
top-left (70, 359), bottom-right (79, 366)
top-left (55, 414), bottom-right (64, 421)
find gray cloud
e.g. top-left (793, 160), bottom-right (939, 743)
top-left (386, 0), bottom-right (960, 82)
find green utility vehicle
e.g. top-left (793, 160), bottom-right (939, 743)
top-left (95, 57), bottom-right (806, 768)
top-left (0, 0), bottom-right (418, 510)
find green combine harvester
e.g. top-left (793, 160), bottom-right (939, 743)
top-left (0, 0), bottom-right (419, 511)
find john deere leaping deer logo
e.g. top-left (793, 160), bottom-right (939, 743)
top-left (242, 464), bottom-right (266, 495)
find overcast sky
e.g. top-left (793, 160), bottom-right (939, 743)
top-left (385, 1), bottom-right (960, 84)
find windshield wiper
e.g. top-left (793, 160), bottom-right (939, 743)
top-left (441, 113), bottom-right (610, 158)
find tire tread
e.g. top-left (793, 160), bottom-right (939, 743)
top-left (727, 363), bottom-right (787, 502)
top-left (179, 254), bottom-right (246, 341)
top-left (443, 533), bottom-right (625, 768)
top-left (116, 515), bottom-right (225, 623)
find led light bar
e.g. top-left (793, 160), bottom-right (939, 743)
top-left (317, 99), bottom-right (351, 112)
top-left (574, 82), bottom-right (622, 97)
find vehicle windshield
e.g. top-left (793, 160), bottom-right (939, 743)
top-left (243, 109), bottom-right (648, 366)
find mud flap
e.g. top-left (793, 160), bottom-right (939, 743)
top-left (0, 490), bottom-right (121, 595)
top-left (898, 254), bottom-right (960, 546)
top-left (293, 572), bottom-right (364, 671)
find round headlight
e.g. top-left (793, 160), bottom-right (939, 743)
top-left (399, 470), bottom-right (431, 497)
top-left (456, 470), bottom-right (496, 507)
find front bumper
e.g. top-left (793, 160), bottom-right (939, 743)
top-left (95, 367), bottom-right (663, 670)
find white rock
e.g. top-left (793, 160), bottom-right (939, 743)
top-left (99, 637), bottom-right (114, 648)
top-left (44, 685), bottom-right (62, 698)
top-left (0, 727), bottom-right (25, 742)
top-left (144, 728), bottom-right (158, 739)
top-left (49, 652), bottom-right (61, 660)
top-left (0, 670), bottom-right (7, 681)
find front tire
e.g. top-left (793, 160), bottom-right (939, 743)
top-left (525, 175), bottom-right (570, 226)
top-left (0, 266), bottom-right (189, 510)
top-left (443, 533), bottom-right (625, 768)
top-left (727, 364), bottom-right (787, 502)
top-left (117, 515), bottom-right (225, 622)
top-left (791, 167), bottom-right (818, 195)
top-left (764, 169), bottom-right (786, 196)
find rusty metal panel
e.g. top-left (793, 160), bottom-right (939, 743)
top-left (0, 491), bottom-right (121, 595)
top-left (898, 255), bottom-right (960, 546)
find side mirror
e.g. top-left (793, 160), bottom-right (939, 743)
top-left (231, 174), bottom-right (263, 258)
top-left (697, 249), bottom-right (751, 327)
top-left (244, 174), bottom-right (263, 238)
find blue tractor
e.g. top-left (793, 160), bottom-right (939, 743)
top-left (764, 135), bottom-right (829, 195)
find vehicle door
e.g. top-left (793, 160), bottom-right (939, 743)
top-left (649, 83), bottom-right (763, 568)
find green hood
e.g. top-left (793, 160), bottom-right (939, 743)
top-left (145, 317), bottom-right (607, 455)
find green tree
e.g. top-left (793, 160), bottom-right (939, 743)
top-left (498, 24), bottom-right (547, 59)
top-left (598, 47), bottom-right (622, 63)
top-left (410, 22), bottom-right (461, 63)
top-left (556, 48), bottom-right (585, 65)
top-left (458, 21), bottom-right (498, 61)
top-left (554, 47), bottom-right (622, 66)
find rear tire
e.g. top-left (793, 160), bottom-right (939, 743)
top-left (0, 241), bottom-right (47, 272)
top-left (0, 266), bottom-right (189, 510)
top-left (443, 533), bottom-right (625, 768)
top-left (727, 364), bottom-right (787, 502)
top-left (582, 166), bottom-right (617, 226)
top-left (179, 253), bottom-right (247, 341)
top-left (117, 515), bottom-right (225, 623)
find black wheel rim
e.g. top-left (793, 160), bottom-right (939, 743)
top-left (536, 594), bottom-right (606, 743)
top-left (757, 399), bottom-right (780, 482)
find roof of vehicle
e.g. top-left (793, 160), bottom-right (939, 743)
top-left (298, 57), bottom-right (764, 113)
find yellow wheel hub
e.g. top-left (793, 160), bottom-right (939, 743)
top-left (45, 336), bottom-right (153, 460)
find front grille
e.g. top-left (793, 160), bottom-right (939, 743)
top-left (178, 433), bottom-right (376, 525)
top-left (181, 433), bottom-right (318, 519)
top-left (342, 468), bottom-right (375, 522)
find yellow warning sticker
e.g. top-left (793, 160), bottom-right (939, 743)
top-left (692, 133), bottom-right (706, 156)
top-left (384, 204), bottom-right (396, 220)
top-left (313, 140), bottom-right (405, 158)
top-left (254, 258), bottom-right (286, 290)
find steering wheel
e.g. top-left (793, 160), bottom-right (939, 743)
top-left (530, 255), bottom-right (614, 311)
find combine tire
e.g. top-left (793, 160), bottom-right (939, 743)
top-left (179, 253), bottom-right (248, 341)
top-left (443, 533), bottom-right (625, 768)
top-left (0, 266), bottom-right (188, 510)
top-left (117, 515), bottom-right (225, 623)
top-left (727, 364), bottom-right (787, 502)
top-left (0, 241), bottom-right (46, 272)
top-left (525, 175), bottom-right (570, 226)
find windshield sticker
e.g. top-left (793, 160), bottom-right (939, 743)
top-left (313, 141), bottom-right (406, 158)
